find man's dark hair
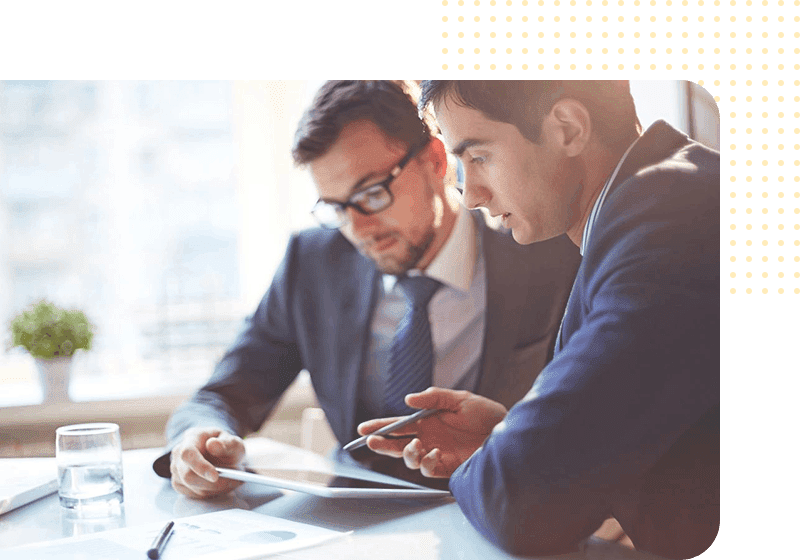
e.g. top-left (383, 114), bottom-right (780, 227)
top-left (419, 80), bottom-right (642, 154)
top-left (292, 80), bottom-right (434, 166)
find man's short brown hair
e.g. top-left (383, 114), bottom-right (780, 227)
top-left (419, 80), bottom-right (641, 154)
top-left (292, 80), bottom-right (435, 166)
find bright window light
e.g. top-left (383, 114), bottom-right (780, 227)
top-left (0, 81), bottom-right (321, 408)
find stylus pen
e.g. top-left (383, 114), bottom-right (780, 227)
top-left (147, 520), bottom-right (175, 559)
top-left (343, 408), bottom-right (440, 452)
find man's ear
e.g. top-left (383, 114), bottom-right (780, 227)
top-left (424, 137), bottom-right (449, 179)
top-left (546, 99), bottom-right (592, 157)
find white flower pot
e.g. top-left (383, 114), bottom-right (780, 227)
top-left (35, 356), bottom-right (72, 403)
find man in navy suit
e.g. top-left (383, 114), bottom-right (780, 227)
top-left (361, 81), bottom-right (719, 559)
top-left (154, 81), bottom-right (580, 497)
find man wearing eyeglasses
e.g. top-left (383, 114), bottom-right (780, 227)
top-left (154, 80), bottom-right (580, 497)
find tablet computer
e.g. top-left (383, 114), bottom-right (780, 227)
top-left (216, 467), bottom-right (451, 499)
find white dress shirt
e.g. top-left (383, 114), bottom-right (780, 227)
top-left (359, 204), bottom-right (487, 419)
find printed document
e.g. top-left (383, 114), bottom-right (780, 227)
top-left (5, 508), bottom-right (346, 560)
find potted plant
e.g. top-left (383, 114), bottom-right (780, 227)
top-left (8, 299), bottom-right (95, 403)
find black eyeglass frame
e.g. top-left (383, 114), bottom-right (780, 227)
top-left (311, 137), bottom-right (431, 229)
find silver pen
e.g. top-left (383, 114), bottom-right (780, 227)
top-left (147, 520), bottom-right (175, 559)
top-left (343, 408), bottom-right (440, 452)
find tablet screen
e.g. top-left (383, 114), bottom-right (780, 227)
top-left (244, 468), bottom-right (420, 490)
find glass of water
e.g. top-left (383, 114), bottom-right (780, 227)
top-left (55, 423), bottom-right (124, 510)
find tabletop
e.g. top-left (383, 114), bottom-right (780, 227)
top-left (0, 438), bottom-right (664, 560)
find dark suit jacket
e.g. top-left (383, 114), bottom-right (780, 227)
top-left (449, 122), bottom-right (720, 560)
top-left (154, 211), bottom-right (580, 479)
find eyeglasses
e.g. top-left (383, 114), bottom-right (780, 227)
top-left (311, 139), bottom-right (429, 229)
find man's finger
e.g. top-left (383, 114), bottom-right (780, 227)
top-left (175, 465), bottom-right (243, 497)
top-left (405, 387), bottom-right (468, 412)
top-left (357, 416), bottom-right (404, 435)
top-left (180, 468), bottom-right (219, 491)
top-left (214, 477), bottom-right (244, 494)
top-left (172, 477), bottom-right (203, 498)
top-left (364, 435), bottom-right (406, 458)
top-left (174, 456), bottom-right (220, 489)
top-left (188, 428), bottom-right (223, 450)
top-left (177, 446), bottom-right (218, 482)
top-left (206, 434), bottom-right (244, 459)
top-left (215, 431), bottom-right (244, 448)
top-left (402, 438), bottom-right (426, 470)
top-left (420, 448), bottom-right (448, 478)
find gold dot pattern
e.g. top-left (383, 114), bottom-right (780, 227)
top-left (439, 1), bottom-right (800, 295)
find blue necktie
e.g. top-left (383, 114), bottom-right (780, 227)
top-left (384, 276), bottom-right (442, 416)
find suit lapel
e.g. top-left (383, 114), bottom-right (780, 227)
top-left (560, 121), bottom-right (690, 346)
top-left (558, 264), bottom-right (585, 352)
top-left (474, 214), bottom-right (529, 402)
top-left (337, 244), bottom-right (380, 441)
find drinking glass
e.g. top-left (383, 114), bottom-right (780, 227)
top-left (55, 423), bottom-right (124, 510)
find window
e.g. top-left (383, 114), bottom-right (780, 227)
top-left (686, 82), bottom-right (721, 151)
top-left (0, 81), bottom-right (321, 410)
top-left (630, 80), bottom-right (720, 151)
top-left (630, 81), bottom-right (688, 135)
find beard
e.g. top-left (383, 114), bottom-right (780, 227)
top-left (360, 228), bottom-right (436, 276)
top-left (347, 177), bottom-right (442, 275)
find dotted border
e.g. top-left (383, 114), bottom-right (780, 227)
top-left (439, 0), bottom-right (800, 294)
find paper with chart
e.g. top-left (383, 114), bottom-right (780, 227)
top-left (5, 508), bottom-right (347, 560)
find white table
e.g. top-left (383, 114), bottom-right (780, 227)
top-left (0, 439), bottom-right (663, 560)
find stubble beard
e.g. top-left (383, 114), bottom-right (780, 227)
top-left (367, 227), bottom-right (436, 276)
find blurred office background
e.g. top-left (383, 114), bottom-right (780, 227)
top-left (0, 80), bottom-right (718, 456)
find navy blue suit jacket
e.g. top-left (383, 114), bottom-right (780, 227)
top-left (449, 122), bottom-right (720, 560)
top-left (154, 211), bottom-right (580, 478)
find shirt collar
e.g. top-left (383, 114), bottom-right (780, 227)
top-left (580, 136), bottom-right (640, 256)
top-left (383, 203), bottom-right (477, 294)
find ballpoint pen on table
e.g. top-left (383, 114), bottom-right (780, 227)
top-left (147, 520), bottom-right (175, 559)
top-left (343, 408), bottom-right (440, 452)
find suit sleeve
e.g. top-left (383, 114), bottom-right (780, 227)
top-left (153, 235), bottom-right (305, 477)
top-left (448, 170), bottom-right (719, 555)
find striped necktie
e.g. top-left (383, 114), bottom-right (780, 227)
top-left (384, 275), bottom-right (442, 416)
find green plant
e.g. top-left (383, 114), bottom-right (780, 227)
top-left (8, 299), bottom-right (94, 360)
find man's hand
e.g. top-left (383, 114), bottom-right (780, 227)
top-left (170, 427), bottom-right (246, 498)
top-left (357, 388), bottom-right (508, 478)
